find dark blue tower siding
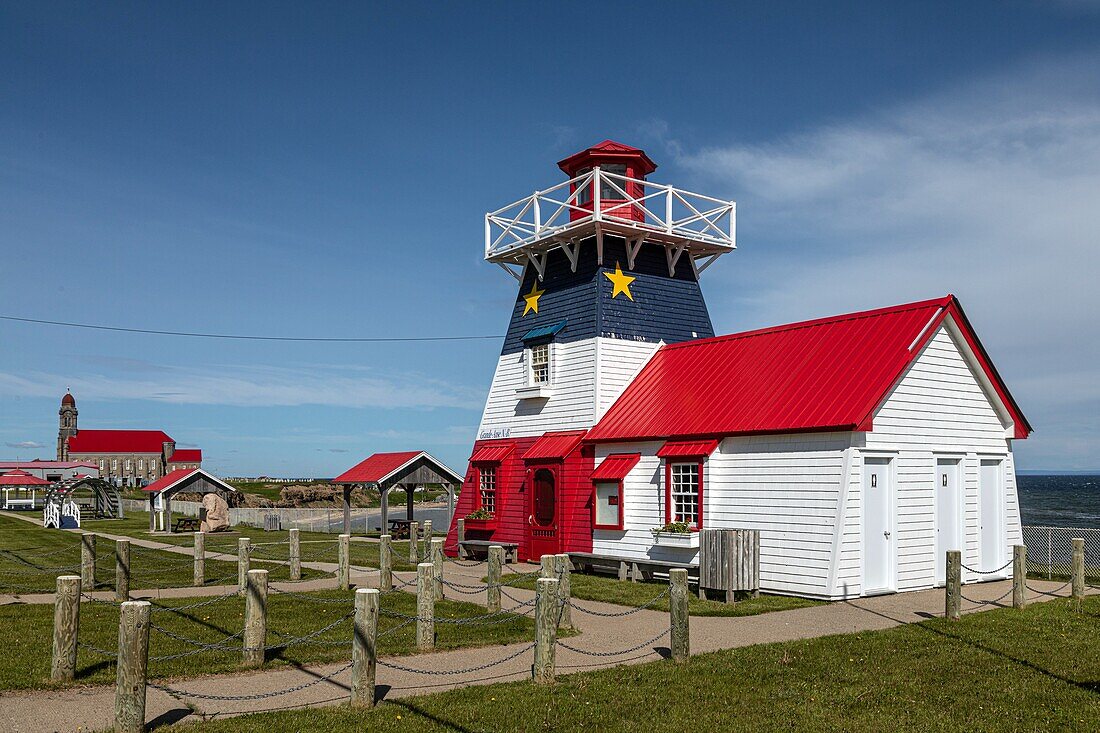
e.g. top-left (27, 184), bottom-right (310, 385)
top-left (501, 236), bottom-right (715, 356)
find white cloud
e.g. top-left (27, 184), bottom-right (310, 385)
top-left (5, 441), bottom-right (45, 449)
top-left (0, 363), bottom-right (483, 411)
top-left (674, 54), bottom-right (1100, 469)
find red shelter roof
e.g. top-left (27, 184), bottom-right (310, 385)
top-left (0, 469), bottom-right (50, 486)
top-left (588, 296), bottom-right (1031, 443)
top-left (332, 452), bottom-right (423, 484)
top-left (168, 449), bottom-right (203, 463)
top-left (67, 430), bottom-right (174, 454)
top-left (142, 468), bottom-right (195, 493)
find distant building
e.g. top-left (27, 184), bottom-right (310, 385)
top-left (56, 392), bottom-right (202, 486)
top-left (0, 460), bottom-right (99, 482)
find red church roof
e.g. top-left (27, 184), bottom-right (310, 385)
top-left (168, 449), bottom-right (202, 463)
top-left (333, 451), bottom-right (423, 484)
top-left (67, 430), bottom-right (174, 454)
top-left (587, 296), bottom-right (1031, 443)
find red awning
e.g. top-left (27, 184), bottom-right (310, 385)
top-left (470, 443), bottom-right (514, 464)
top-left (591, 453), bottom-right (641, 482)
top-left (657, 439), bottom-right (719, 458)
top-left (522, 430), bottom-right (586, 461)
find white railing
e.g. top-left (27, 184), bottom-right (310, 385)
top-left (485, 167), bottom-right (736, 261)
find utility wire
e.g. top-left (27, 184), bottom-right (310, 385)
top-left (0, 315), bottom-right (502, 343)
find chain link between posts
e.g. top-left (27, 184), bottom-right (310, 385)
top-left (151, 660), bottom-right (355, 702)
top-left (557, 627), bottom-right (670, 658)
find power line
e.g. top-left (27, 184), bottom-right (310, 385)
top-left (0, 314), bottom-right (502, 343)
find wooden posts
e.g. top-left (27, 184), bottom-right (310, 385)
top-left (288, 528), bottom-right (301, 582)
top-left (534, 577), bottom-right (558, 684)
top-left (338, 534), bottom-right (351, 591)
top-left (540, 554), bottom-right (555, 580)
top-left (238, 537), bottom-right (250, 594)
top-left (456, 518), bottom-right (466, 559)
top-left (114, 600), bottom-right (151, 733)
top-left (1013, 544), bottom-right (1027, 609)
top-left (422, 519), bottom-right (433, 562)
top-left (554, 554), bottom-right (572, 630)
top-left (193, 531), bottom-right (205, 587)
top-left (81, 533), bottom-right (97, 588)
top-left (351, 588), bottom-right (379, 708)
top-left (51, 575), bottom-right (81, 682)
top-left (1072, 537), bottom-right (1085, 600)
top-left (408, 521), bottom-right (420, 563)
top-left (431, 538), bottom-right (444, 601)
top-left (487, 545), bottom-right (503, 612)
top-left (115, 539), bottom-right (130, 602)
top-left (416, 562), bottom-right (435, 651)
top-left (945, 550), bottom-right (961, 621)
top-left (670, 568), bottom-right (689, 663)
top-left (243, 569), bottom-right (268, 667)
top-left (379, 534), bottom-right (393, 591)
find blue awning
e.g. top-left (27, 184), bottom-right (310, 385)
top-left (522, 319), bottom-right (567, 342)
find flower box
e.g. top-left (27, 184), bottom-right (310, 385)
top-left (651, 531), bottom-right (699, 549)
top-left (463, 517), bottom-right (497, 532)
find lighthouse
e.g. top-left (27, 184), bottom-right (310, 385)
top-left (451, 141), bottom-right (737, 561)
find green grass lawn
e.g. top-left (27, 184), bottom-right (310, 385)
top-left (0, 513), bottom-right (249, 592)
top-left (1, 587), bottom-right (538, 691)
top-left (502, 570), bottom-right (822, 617)
top-left (163, 595), bottom-right (1100, 733)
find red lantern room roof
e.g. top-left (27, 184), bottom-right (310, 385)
top-left (557, 140), bottom-right (657, 177)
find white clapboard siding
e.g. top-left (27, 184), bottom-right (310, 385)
top-left (859, 321), bottom-right (1020, 594)
top-left (595, 338), bottom-right (661, 419)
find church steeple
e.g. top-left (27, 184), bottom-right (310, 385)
top-left (58, 391), bottom-right (78, 461)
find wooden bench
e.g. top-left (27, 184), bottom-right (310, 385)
top-left (458, 540), bottom-right (520, 563)
top-left (567, 552), bottom-right (699, 584)
top-left (173, 517), bottom-right (200, 533)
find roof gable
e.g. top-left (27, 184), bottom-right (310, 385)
top-left (332, 451), bottom-right (463, 485)
top-left (587, 295), bottom-right (1030, 443)
top-left (141, 468), bottom-right (236, 494)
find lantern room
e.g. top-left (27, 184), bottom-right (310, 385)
top-left (557, 140), bottom-right (657, 223)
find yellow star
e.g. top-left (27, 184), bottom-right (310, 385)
top-left (522, 281), bottom-right (545, 316)
top-left (604, 262), bottom-right (636, 301)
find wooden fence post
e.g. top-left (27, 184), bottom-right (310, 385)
top-left (379, 534), bottom-right (393, 591)
top-left (534, 577), bottom-right (558, 684)
top-left (945, 550), bottom-right (961, 621)
top-left (81, 533), bottom-right (97, 588)
top-left (288, 528), bottom-right (301, 581)
top-left (115, 539), bottom-right (130, 602)
top-left (431, 538), bottom-right (444, 601)
top-left (114, 600), bottom-right (151, 733)
top-left (51, 575), bottom-right (80, 682)
top-left (555, 554), bottom-right (572, 630)
top-left (670, 567), bottom-right (689, 662)
top-left (540, 554), bottom-right (555, 579)
top-left (408, 521), bottom-right (419, 563)
top-left (422, 519), bottom-right (433, 562)
top-left (487, 545), bottom-right (503, 612)
top-left (338, 534), bottom-right (351, 591)
top-left (351, 587), bottom-right (379, 708)
top-left (238, 537), bottom-right (251, 595)
top-left (1013, 544), bottom-right (1027, 609)
top-left (416, 562), bottom-right (435, 650)
top-left (193, 532), bottom-right (204, 587)
top-left (243, 569), bottom-right (268, 667)
top-left (456, 518), bottom-right (466, 559)
top-left (1072, 538), bottom-right (1085, 600)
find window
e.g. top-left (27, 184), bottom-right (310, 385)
top-left (150, 459), bottom-right (157, 471)
top-left (138, 459), bottom-right (144, 471)
top-left (593, 482), bottom-right (623, 530)
top-left (667, 461), bottom-right (702, 528)
top-left (576, 168), bottom-right (592, 205)
top-left (111, 459), bottom-right (118, 471)
top-left (530, 343), bottom-right (550, 385)
top-left (599, 163), bottom-right (628, 200)
top-left (478, 466), bottom-right (497, 515)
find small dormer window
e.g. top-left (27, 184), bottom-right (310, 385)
top-left (530, 343), bottom-right (550, 385)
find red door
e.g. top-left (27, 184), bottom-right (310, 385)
top-left (527, 466), bottom-right (559, 561)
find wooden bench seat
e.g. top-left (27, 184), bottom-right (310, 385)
top-left (567, 552), bottom-right (699, 583)
top-left (458, 539), bottom-right (519, 563)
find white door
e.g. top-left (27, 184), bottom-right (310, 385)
top-left (934, 458), bottom-right (962, 585)
top-left (863, 458), bottom-right (893, 593)
top-left (979, 460), bottom-right (1003, 576)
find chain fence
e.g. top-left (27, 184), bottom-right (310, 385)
top-left (1022, 526), bottom-right (1100, 580)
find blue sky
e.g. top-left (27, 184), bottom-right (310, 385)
top-left (2, 1), bottom-right (1099, 475)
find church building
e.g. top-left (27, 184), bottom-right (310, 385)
top-left (445, 140), bottom-right (1031, 600)
top-left (57, 392), bottom-right (202, 486)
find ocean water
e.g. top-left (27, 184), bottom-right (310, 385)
top-left (1018, 474), bottom-right (1100, 528)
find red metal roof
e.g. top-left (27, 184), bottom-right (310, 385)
top-left (588, 295), bottom-right (1031, 443)
top-left (470, 443), bottom-right (515, 464)
top-left (657, 440), bottom-right (719, 458)
top-left (332, 451), bottom-right (423, 484)
top-left (0, 469), bottom-right (50, 486)
top-left (142, 468), bottom-right (195, 493)
top-left (67, 430), bottom-right (174, 454)
top-left (168, 449), bottom-right (202, 463)
top-left (591, 453), bottom-right (641, 481)
top-left (557, 140), bottom-right (658, 176)
top-left (522, 431), bottom-right (587, 461)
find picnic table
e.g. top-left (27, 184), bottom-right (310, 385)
top-left (387, 518), bottom-right (413, 539)
top-left (173, 517), bottom-right (200, 533)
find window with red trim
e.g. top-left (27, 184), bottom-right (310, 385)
top-left (476, 465), bottom-right (497, 515)
top-left (592, 481), bottom-right (624, 530)
top-left (665, 459), bottom-right (704, 529)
